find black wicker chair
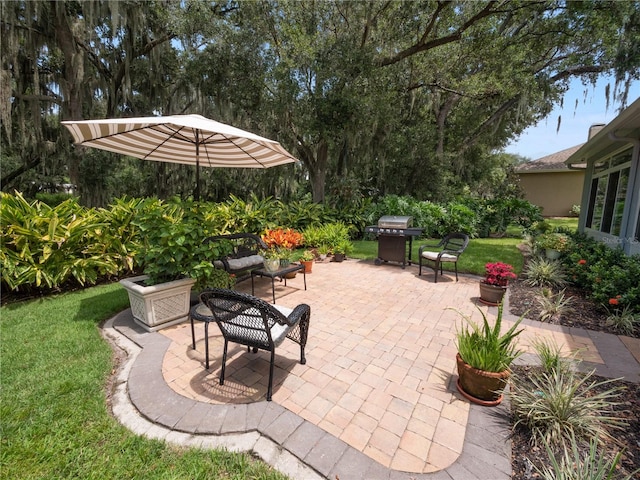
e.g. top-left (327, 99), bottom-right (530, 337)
top-left (418, 233), bottom-right (469, 282)
top-left (191, 288), bottom-right (310, 401)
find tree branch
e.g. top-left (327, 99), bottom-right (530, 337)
top-left (377, 1), bottom-right (504, 67)
top-left (1, 157), bottom-right (42, 191)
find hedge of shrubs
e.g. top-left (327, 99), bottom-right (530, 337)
top-left (2, 191), bottom-right (542, 294)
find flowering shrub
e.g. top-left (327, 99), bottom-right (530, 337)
top-left (536, 232), bottom-right (570, 252)
top-left (261, 228), bottom-right (303, 250)
top-left (562, 232), bottom-right (640, 313)
top-left (483, 262), bottom-right (517, 286)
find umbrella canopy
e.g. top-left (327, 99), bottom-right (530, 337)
top-left (62, 114), bottom-right (298, 199)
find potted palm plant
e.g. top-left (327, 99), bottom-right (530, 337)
top-left (455, 303), bottom-right (524, 406)
top-left (478, 262), bottom-right (517, 306)
top-left (120, 200), bottom-right (234, 331)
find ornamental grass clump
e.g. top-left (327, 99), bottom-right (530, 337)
top-left (605, 304), bottom-right (640, 336)
top-left (531, 337), bottom-right (575, 375)
top-left (524, 257), bottom-right (568, 288)
top-left (510, 368), bottom-right (626, 448)
top-left (455, 303), bottom-right (524, 373)
top-left (535, 435), bottom-right (638, 480)
top-left (537, 288), bottom-right (575, 322)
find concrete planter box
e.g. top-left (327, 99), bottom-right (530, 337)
top-left (119, 275), bottom-right (196, 332)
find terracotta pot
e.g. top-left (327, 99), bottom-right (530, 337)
top-left (455, 353), bottom-right (510, 405)
top-left (478, 281), bottom-right (507, 306)
top-left (301, 260), bottom-right (313, 273)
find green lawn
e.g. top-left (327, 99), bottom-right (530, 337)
top-left (0, 284), bottom-right (289, 480)
top-left (352, 236), bottom-right (524, 276)
top-left (545, 216), bottom-right (579, 231)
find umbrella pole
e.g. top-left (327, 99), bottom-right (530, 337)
top-left (195, 132), bottom-right (200, 201)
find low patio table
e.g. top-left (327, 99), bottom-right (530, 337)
top-left (251, 263), bottom-right (306, 303)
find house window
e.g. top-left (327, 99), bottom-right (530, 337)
top-left (610, 168), bottom-right (629, 236)
top-left (585, 147), bottom-right (632, 235)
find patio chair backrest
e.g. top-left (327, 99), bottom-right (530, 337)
top-left (442, 233), bottom-right (469, 255)
top-left (200, 289), bottom-right (289, 350)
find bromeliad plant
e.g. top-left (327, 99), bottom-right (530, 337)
top-left (483, 262), bottom-right (517, 287)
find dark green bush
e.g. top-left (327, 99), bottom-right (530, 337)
top-left (563, 232), bottom-right (640, 313)
top-left (466, 197), bottom-right (543, 237)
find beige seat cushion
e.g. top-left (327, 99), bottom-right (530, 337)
top-left (421, 251), bottom-right (458, 262)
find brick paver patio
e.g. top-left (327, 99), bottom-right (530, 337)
top-left (153, 258), bottom-right (637, 474)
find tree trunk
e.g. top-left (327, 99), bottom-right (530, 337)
top-left (295, 138), bottom-right (328, 204)
top-left (309, 140), bottom-right (328, 203)
top-left (52, 1), bottom-right (85, 197)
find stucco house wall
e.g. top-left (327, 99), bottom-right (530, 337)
top-left (516, 145), bottom-right (584, 217)
top-left (518, 170), bottom-right (584, 217)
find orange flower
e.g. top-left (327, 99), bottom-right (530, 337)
top-left (609, 298), bottom-right (619, 306)
top-left (578, 259), bottom-right (587, 265)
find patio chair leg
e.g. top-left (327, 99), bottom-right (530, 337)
top-left (455, 263), bottom-right (459, 281)
top-left (267, 350), bottom-right (275, 401)
top-left (190, 316), bottom-right (196, 350)
top-left (205, 322), bottom-right (210, 370)
top-left (434, 261), bottom-right (440, 283)
top-left (220, 340), bottom-right (228, 385)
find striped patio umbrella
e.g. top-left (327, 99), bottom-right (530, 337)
top-left (62, 114), bottom-right (298, 199)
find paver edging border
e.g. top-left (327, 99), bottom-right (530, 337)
top-left (103, 308), bottom-right (513, 480)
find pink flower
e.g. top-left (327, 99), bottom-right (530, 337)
top-left (484, 262), bottom-right (517, 287)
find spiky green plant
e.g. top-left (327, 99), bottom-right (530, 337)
top-left (524, 257), bottom-right (567, 288)
top-left (537, 288), bottom-right (575, 322)
top-left (605, 305), bottom-right (640, 336)
top-left (455, 303), bottom-right (524, 373)
top-left (531, 338), bottom-right (574, 375)
top-left (511, 368), bottom-right (626, 447)
top-left (536, 434), bottom-right (638, 480)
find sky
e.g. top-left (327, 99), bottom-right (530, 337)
top-left (504, 76), bottom-right (640, 160)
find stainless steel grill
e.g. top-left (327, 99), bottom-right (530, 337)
top-left (365, 216), bottom-right (423, 268)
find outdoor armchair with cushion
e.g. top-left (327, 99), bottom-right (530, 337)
top-left (418, 233), bottom-right (470, 282)
top-left (191, 288), bottom-right (310, 401)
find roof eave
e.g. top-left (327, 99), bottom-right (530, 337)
top-left (565, 97), bottom-right (640, 166)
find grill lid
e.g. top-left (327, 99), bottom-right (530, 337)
top-left (378, 215), bottom-right (412, 228)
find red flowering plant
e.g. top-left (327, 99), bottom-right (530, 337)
top-left (483, 262), bottom-right (517, 287)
